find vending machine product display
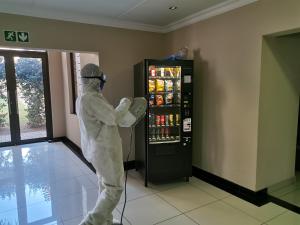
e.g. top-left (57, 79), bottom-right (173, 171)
top-left (134, 59), bottom-right (193, 186)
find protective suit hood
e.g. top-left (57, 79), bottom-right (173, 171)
top-left (80, 63), bottom-right (106, 93)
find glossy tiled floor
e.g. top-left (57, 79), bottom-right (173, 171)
top-left (269, 172), bottom-right (300, 207)
top-left (0, 142), bottom-right (300, 225)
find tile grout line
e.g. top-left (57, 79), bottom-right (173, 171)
top-left (260, 210), bottom-right (290, 224)
top-left (189, 181), bottom-right (231, 200)
top-left (220, 197), bottom-right (289, 224)
top-left (155, 191), bottom-right (220, 216)
top-left (153, 213), bottom-right (185, 225)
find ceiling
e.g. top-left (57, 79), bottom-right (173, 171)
top-left (0, 0), bottom-right (257, 32)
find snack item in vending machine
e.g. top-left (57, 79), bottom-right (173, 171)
top-left (161, 127), bottom-right (165, 140)
top-left (156, 115), bottom-right (161, 127)
top-left (149, 80), bottom-right (155, 92)
top-left (156, 79), bottom-right (164, 92)
top-left (156, 95), bottom-right (164, 106)
top-left (175, 80), bottom-right (181, 91)
top-left (165, 115), bottom-right (169, 126)
top-left (165, 93), bottom-right (173, 105)
top-left (169, 114), bottom-right (174, 126)
top-left (175, 93), bottom-right (181, 104)
top-left (176, 114), bottom-right (180, 126)
top-left (148, 113), bottom-right (154, 127)
top-left (164, 80), bottom-right (173, 92)
top-left (161, 68), bottom-right (165, 77)
top-left (174, 67), bottom-right (181, 78)
top-left (165, 68), bottom-right (171, 77)
top-left (165, 127), bottom-right (170, 139)
top-left (151, 128), bottom-right (156, 141)
top-left (149, 94), bottom-right (155, 106)
top-left (150, 66), bottom-right (156, 77)
top-left (156, 128), bottom-right (161, 140)
top-left (161, 115), bottom-right (165, 127)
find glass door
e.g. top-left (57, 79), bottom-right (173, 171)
top-left (14, 56), bottom-right (47, 140)
top-left (0, 55), bottom-right (12, 144)
top-left (148, 65), bottom-right (181, 144)
top-left (0, 50), bottom-right (52, 146)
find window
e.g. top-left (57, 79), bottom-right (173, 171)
top-left (69, 52), bottom-right (100, 114)
top-left (70, 53), bottom-right (81, 114)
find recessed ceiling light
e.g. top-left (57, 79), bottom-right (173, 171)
top-left (169, 6), bottom-right (178, 10)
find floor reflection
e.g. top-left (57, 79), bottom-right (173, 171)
top-left (269, 171), bottom-right (300, 208)
top-left (0, 142), bottom-right (98, 225)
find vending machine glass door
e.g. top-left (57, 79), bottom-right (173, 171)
top-left (148, 65), bottom-right (181, 144)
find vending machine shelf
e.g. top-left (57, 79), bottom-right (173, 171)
top-left (149, 104), bottom-right (180, 108)
top-left (148, 91), bottom-right (180, 95)
top-left (148, 76), bottom-right (180, 80)
top-left (149, 140), bottom-right (180, 145)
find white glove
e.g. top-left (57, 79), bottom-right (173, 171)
top-left (118, 111), bottom-right (136, 127)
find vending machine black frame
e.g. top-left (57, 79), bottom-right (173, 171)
top-left (134, 59), bottom-right (193, 187)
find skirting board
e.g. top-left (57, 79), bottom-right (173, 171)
top-left (192, 166), bottom-right (268, 206)
top-left (53, 137), bottom-right (136, 172)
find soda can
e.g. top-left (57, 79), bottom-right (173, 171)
top-left (156, 128), bottom-right (161, 140)
top-left (165, 115), bottom-right (169, 126)
top-left (156, 115), bottom-right (161, 127)
top-left (151, 128), bottom-right (156, 141)
top-left (169, 114), bottom-right (174, 126)
top-left (161, 115), bottom-right (165, 127)
top-left (176, 114), bottom-right (180, 126)
top-left (151, 68), bottom-right (156, 77)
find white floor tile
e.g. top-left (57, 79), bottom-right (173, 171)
top-left (62, 209), bottom-right (131, 225)
top-left (54, 188), bottom-right (98, 221)
top-left (186, 201), bottom-right (261, 225)
top-left (117, 195), bottom-right (181, 225)
top-left (157, 184), bottom-right (217, 212)
top-left (156, 214), bottom-right (198, 225)
top-left (280, 189), bottom-right (300, 207)
top-left (222, 196), bottom-right (287, 222)
top-left (190, 177), bottom-right (231, 199)
top-left (266, 211), bottom-right (300, 225)
top-left (52, 175), bottom-right (97, 198)
top-left (119, 176), bottom-right (154, 203)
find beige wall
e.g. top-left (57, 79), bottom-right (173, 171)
top-left (0, 12), bottom-right (164, 160)
top-left (61, 52), bottom-right (81, 147)
top-left (257, 36), bottom-right (300, 190)
top-left (47, 50), bottom-right (66, 138)
top-left (165, 0), bottom-right (300, 190)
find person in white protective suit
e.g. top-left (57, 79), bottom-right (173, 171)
top-left (76, 63), bottom-right (137, 225)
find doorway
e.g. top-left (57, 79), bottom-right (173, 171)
top-left (0, 49), bottom-right (52, 146)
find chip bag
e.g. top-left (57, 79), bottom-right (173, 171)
top-left (156, 95), bottom-right (164, 106)
top-left (156, 79), bottom-right (165, 92)
top-left (149, 80), bottom-right (155, 92)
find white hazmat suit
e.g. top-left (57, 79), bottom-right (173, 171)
top-left (76, 64), bottom-right (136, 225)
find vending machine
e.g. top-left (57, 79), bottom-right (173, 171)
top-left (134, 59), bottom-right (193, 186)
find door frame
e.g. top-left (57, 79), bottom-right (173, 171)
top-left (0, 49), bottom-right (53, 147)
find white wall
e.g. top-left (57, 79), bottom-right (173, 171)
top-left (256, 35), bottom-right (300, 190)
top-left (47, 50), bottom-right (66, 138)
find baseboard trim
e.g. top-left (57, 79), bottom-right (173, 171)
top-left (49, 137), bottom-right (65, 142)
top-left (61, 137), bottom-right (135, 173)
top-left (192, 166), bottom-right (269, 206)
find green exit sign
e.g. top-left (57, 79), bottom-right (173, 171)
top-left (17, 32), bottom-right (29, 42)
top-left (4, 30), bottom-right (30, 43)
top-left (4, 31), bottom-right (16, 42)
